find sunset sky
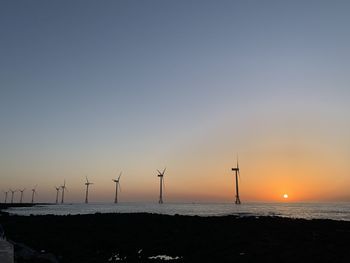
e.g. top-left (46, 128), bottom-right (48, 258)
top-left (1, 0), bottom-right (349, 203)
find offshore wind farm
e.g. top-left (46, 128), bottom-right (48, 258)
top-left (1, 1), bottom-right (350, 206)
top-left (2, 161), bottom-right (242, 205)
top-left (2, 160), bottom-right (349, 222)
top-left (1, 1), bottom-right (350, 262)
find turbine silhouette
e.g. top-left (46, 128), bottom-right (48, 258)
top-left (112, 172), bottom-right (122, 204)
top-left (55, 186), bottom-right (60, 204)
top-left (84, 176), bottom-right (93, 204)
top-left (19, 188), bottom-right (26, 203)
top-left (3, 191), bottom-right (9, 204)
top-left (61, 180), bottom-right (67, 204)
top-left (231, 158), bottom-right (241, 204)
top-left (9, 189), bottom-right (17, 204)
top-left (157, 168), bottom-right (166, 204)
top-left (31, 185), bottom-right (37, 204)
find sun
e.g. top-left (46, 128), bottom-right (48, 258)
top-left (283, 194), bottom-right (289, 199)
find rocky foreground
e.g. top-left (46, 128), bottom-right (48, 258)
top-left (1, 205), bottom-right (350, 262)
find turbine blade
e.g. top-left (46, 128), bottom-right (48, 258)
top-left (157, 169), bottom-right (162, 175)
top-left (162, 167), bottom-right (166, 174)
top-left (118, 183), bottom-right (121, 193)
top-left (118, 172), bottom-right (122, 180)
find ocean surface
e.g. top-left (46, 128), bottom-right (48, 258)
top-left (5, 202), bottom-right (350, 221)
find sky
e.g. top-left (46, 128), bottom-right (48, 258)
top-left (1, 0), bottom-right (349, 203)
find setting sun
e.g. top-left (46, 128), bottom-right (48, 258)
top-left (283, 194), bottom-right (289, 199)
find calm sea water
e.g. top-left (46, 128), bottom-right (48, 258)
top-left (5, 202), bottom-right (350, 221)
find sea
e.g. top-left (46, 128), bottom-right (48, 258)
top-left (5, 202), bottom-right (350, 221)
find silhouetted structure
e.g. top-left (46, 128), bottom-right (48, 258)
top-left (31, 186), bottom-right (37, 203)
top-left (231, 159), bottom-right (241, 204)
top-left (157, 168), bottom-right (166, 204)
top-left (9, 189), bottom-right (16, 204)
top-left (84, 176), bottom-right (93, 204)
top-left (55, 186), bottom-right (60, 204)
top-left (61, 180), bottom-right (66, 204)
top-left (3, 191), bottom-right (8, 204)
top-left (19, 189), bottom-right (25, 203)
top-left (112, 172), bottom-right (122, 204)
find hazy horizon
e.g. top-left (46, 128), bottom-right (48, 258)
top-left (1, 0), bottom-right (350, 203)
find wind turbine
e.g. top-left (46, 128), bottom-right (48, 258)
top-left (231, 158), bottom-right (241, 204)
top-left (61, 180), bottom-right (67, 204)
top-left (112, 172), bottom-right (122, 204)
top-left (3, 191), bottom-right (8, 203)
top-left (19, 188), bottom-right (26, 203)
top-left (55, 186), bottom-right (60, 204)
top-left (84, 176), bottom-right (93, 204)
top-left (157, 168), bottom-right (166, 204)
top-left (31, 185), bottom-right (37, 204)
top-left (9, 189), bottom-right (17, 204)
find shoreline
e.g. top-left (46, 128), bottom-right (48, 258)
top-left (2, 202), bottom-right (350, 222)
top-left (1, 207), bottom-right (350, 262)
top-left (0, 203), bottom-right (53, 210)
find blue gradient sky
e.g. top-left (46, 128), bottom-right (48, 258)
top-left (1, 0), bottom-right (350, 203)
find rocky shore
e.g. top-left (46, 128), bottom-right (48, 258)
top-left (1, 205), bottom-right (350, 262)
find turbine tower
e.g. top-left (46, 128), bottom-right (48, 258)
top-left (55, 186), bottom-right (60, 204)
top-left (3, 191), bottom-right (8, 203)
top-left (19, 188), bottom-right (26, 203)
top-left (31, 185), bottom-right (37, 204)
top-left (9, 189), bottom-right (16, 204)
top-left (61, 180), bottom-right (67, 204)
top-left (112, 172), bottom-right (122, 204)
top-left (84, 176), bottom-right (93, 204)
top-left (157, 168), bottom-right (166, 204)
top-left (231, 159), bottom-right (241, 204)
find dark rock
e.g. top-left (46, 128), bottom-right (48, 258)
top-left (12, 241), bottom-right (59, 263)
top-left (37, 253), bottom-right (60, 263)
top-left (1, 213), bottom-right (350, 263)
top-left (14, 242), bottom-right (37, 260)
